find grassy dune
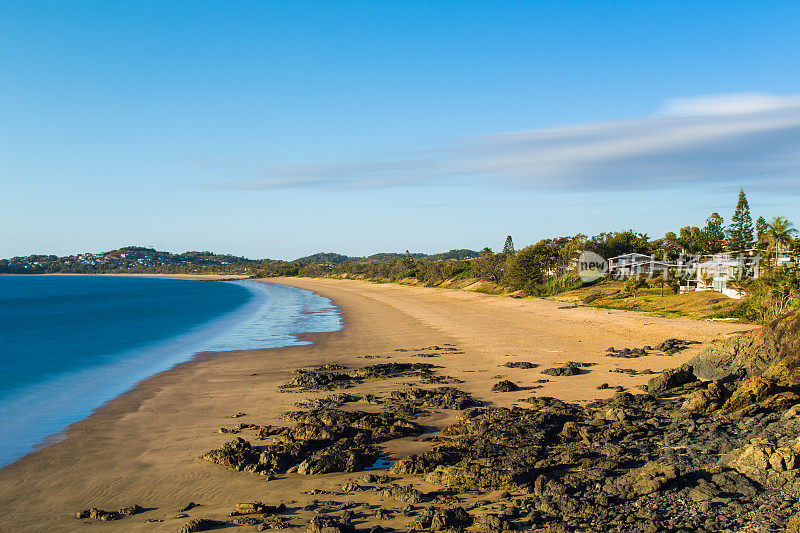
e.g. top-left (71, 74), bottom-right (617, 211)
top-left (554, 279), bottom-right (741, 320)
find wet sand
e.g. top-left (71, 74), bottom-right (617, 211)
top-left (0, 277), bottom-right (753, 531)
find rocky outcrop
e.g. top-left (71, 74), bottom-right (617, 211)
top-left (281, 369), bottom-right (355, 391)
top-left (722, 375), bottom-right (780, 412)
top-left (391, 399), bottom-right (583, 492)
top-left (681, 380), bottom-right (729, 412)
top-left (378, 484), bottom-right (424, 503)
top-left (199, 437), bottom-right (268, 474)
top-left (605, 461), bottom-right (678, 498)
top-left (646, 364), bottom-right (697, 396)
top-left (202, 409), bottom-right (422, 476)
top-left (411, 506), bottom-right (472, 531)
top-left (475, 513), bottom-right (516, 532)
top-left (190, 313), bottom-right (800, 532)
top-left (689, 310), bottom-right (800, 381)
top-left (726, 438), bottom-right (800, 488)
top-left (280, 363), bottom-right (444, 392)
top-left (294, 393), bottom-right (361, 409)
top-left (307, 515), bottom-right (355, 533)
top-left (388, 387), bottom-right (479, 412)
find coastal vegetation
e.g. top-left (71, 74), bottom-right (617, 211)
top-left (3, 190), bottom-right (798, 323)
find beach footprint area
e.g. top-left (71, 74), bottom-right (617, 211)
top-left (0, 278), bottom-right (765, 532)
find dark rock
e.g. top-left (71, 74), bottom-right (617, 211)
top-left (280, 363), bottom-right (445, 392)
top-left (502, 362), bottom-right (538, 369)
top-left (202, 409), bottom-right (423, 476)
top-left (233, 502), bottom-right (286, 515)
top-left (177, 518), bottom-right (225, 533)
top-left (199, 437), bottom-right (270, 474)
top-left (412, 506), bottom-right (472, 531)
top-left (647, 364), bottom-right (697, 396)
top-left (607, 461), bottom-right (678, 498)
top-left (723, 375), bottom-right (779, 412)
top-left (656, 338), bottom-right (699, 354)
top-left (307, 515), bottom-right (355, 533)
top-left (74, 508), bottom-right (120, 521)
top-left (350, 362), bottom-right (440, 380)
top-left (388, 387), bottom-right (479, 411)
top-left (233, 516), bottom-right (262, 526)
top-left (606, 347), bottom-right (649, 358)
top-left (119, 504), bottom-right (144, 515)
top-left (542, 362), bottom-right (594, 377)
top-left (280, 370), bottom-right (355, 391)
top-left (294, 393), bottom-right (361, 409)
top-left (180, 502), bottom-right (200, 513)
top-left (606, 339), bottom-right (697, 358)
top-left (378, 484), bottom-right (424, 503)
top-left (476, 513), bottom-right (516, 532)
top-left (681, 381), bottom-right (730, 413)
top-left (689, 311), bottom-right (800, 381)
top-left (291, 439), bottom-right (379, 475)
top-left (492, 380), bottom-right (520, 392)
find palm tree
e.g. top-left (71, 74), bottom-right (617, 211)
top-left (764, 217), bottom-right (798, 266)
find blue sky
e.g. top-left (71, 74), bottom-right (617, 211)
top-left (2, 1), bottom-right (799, 259)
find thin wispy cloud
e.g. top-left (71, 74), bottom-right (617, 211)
top-left (215, 92), bottom-right (800, 193)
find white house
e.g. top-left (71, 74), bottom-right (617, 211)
top-left (686, 252), bottom-right (761, 299)
top-left (777, 250), bottom-right (797, 266)
top-left (608, 253), bottom-right (672, 278)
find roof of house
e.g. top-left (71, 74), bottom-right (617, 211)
top-left (609, 260), bottom-right (671, 269)
top-left (608, 253), bottom-right (656, 260)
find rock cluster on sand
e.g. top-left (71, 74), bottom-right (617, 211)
top-left (232, 502), bottom-right (287, 515)
top-left (501, 361), bottom-right (538, 369)
top-left (607, 339), bottom-right (699, 358)
top-left (190, 312), bottom-right (800, 531)
top-left (383, 311), bottom-right (800, 531)
top-left (541, 361), bottom-right (595, 376)
top-left (307, 515), bottom-right (355, 533)
top-left (411, 506), bottom-right (472, 531)
top-left (75, 504), bottom-right (143, 522)
top-left (280, 363), bottom-right (444, 392)
top-left (388, 387), bottom-right (479, 413)
top-left (645, 363), bottom-right (697, 396)
top-left (201, 409), bottom-right (423, 476)
top-left (294, 393), bottom-right (362, 409)
top-left (491, 380), bottom-right (520, 392)
top-left (177, 518), bottom-right (225, 532)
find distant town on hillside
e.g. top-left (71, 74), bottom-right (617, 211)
top-left (0, 246), bottom-right (480, 275)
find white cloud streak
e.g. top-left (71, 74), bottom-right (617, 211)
top-left (215, 92), bottom-right (800, 193)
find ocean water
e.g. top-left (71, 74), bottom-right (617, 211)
top-left (0, 275), bottom-right (341, 467)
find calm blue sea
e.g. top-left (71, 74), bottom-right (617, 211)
top-left (0, 275), bottom-right (341, 467)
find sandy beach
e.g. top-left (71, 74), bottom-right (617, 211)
top-left (0, 277), bottom-right (753, 532)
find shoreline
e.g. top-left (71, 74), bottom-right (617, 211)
top-left (0, 276), bottom-right (338, 470)
top-left (0, 277), bottom-right (753, 531)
